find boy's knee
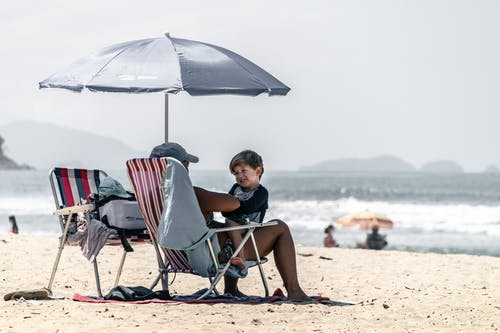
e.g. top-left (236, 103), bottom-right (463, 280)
top-left (269, 219), bottom-right (289, 231)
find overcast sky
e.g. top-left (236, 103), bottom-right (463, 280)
top-left (1, 0), bottom-right (499, 171)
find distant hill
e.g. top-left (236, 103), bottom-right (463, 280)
top-left (484, 165), bottom-right (500, 174)
top-left (300, 155), bottom-right (416, 172)
top-left (0, 121), bottom-right (147, 170)
top-left (420, 160), bottom-right (464, 173)
top-left (0, 135), bottom-right (33, 170)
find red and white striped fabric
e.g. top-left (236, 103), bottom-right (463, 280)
top-left (126, 158), bottom-right (194, 273)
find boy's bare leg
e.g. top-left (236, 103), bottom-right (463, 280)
top-left (223, 276), bottom-right (246, 297)
top-left (226, 220), bottom-right (246, 269)
top-left (217, 231), bottom-right (246, 296)
top-left (243, 220), bottom-right (309, 301)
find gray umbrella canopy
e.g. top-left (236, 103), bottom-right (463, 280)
top-left (39, 33), bottom-right (290, 141)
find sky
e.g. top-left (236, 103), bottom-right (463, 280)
top-left (1, 0), bottom-right (499, 171)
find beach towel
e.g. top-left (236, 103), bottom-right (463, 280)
top-left (103, 285), bottom-right (170, 301)
top-left (72, 288), bottom-right (353, 306)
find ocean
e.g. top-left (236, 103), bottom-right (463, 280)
top-left (1, 169), bottom-right (500, 257)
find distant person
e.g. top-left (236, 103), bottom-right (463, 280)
top-left (366, 225), bottom-right (387, 250)
top-left (323, 224), bottom-right (338, 248)
top-left (8, 215), bottom-right (18, 234)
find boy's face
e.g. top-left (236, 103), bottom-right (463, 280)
top-left (231, 163), bottom-right (262, 191)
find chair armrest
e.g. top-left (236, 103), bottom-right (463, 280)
top-left (212, 220), bottom-right (278, 233)
top-left (53, 204), bottom-right (94, 216)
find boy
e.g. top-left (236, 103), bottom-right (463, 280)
top-left (221, 150), bottom-right (268, 269)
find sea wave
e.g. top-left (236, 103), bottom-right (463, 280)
top-left (4, 194), bottom-right (500, 236)
top-left (267, 197), bottom-right (500, 236)
top-left (0, 195), bottom-right (54, 215)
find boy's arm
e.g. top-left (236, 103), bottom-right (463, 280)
top-left (194, 186), bottom-right (240, 215)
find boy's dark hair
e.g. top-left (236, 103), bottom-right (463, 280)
top-left (229, 150), bottom-right (264, 177)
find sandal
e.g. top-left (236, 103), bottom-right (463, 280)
top-left (218, 239), bottom-right (233, 263)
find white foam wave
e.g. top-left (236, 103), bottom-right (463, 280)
top-left (0, 195), bottom-right (54, 215)
top-left (268, 197), bottom-right (500, 236)
top-left (4, 195), bottom-right (500, 238)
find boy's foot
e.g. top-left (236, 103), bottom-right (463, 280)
top-left (287, 287), bottom-right (312, 302)
top-left (230, 257), bottom-right (246, 269)
top-left (224, 288), bottom-right (248, 298)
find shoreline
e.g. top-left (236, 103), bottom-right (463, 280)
top-left (1, 234), bottom-right (499, 332)
top-left (2, 230), bottom-right (499, 259)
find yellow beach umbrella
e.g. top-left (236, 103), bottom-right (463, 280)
top-left (338, 210), bottom-right (394, 230)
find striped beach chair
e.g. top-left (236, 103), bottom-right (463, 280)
top-left (48, 167), bottom-right (143, 297)
top-left (126, 158), bottom-right (193, 293)
top-left (126, 158), bottom-right (274, 298)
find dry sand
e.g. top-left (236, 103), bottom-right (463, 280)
top-left (1, 233), bottom-right (499, 332)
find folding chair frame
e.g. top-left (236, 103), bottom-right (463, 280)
top-left (126, 158), bottom-right (275, 299)
top-left (199, 221), bottom-right (277, 299)
top-left (47, 168), bottom-right (127, 297)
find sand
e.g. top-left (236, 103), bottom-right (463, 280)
top-left (1, 233), bottom-right (499, 332)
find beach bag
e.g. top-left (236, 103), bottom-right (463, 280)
top-left (98, 200), bottom-right (145, 230)
top-left (89, 177), bottom-right (147, 252)
top-left (91, 177), bottom-right (146, 230)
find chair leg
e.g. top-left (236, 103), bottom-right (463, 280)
top-left (47, 214), bottom-right (73, 294)
top-left (151, 242), bottom-right (169, 293)
top-left (198, 231), bottom-right (255, 300)
top-left (114, 250), bottom-right (127, 287)
top-left (149, 272), bottom-right (161, 290)
top-left (149, 258), bottom-right (169, 291)
top-left (95, 249), bottom-right (128, 298)
top-left (209, 277), bottom-right (220, 295)
top-left (198, 239), bottom-right (225, 299)
top-left (198, 272), bottom-right (225, 299)
top-left (93, 259), bottom-right (104, 298)
top-left (204, 228), bottom-right (271, 299)
top-left (198, 225), bottom-right (274, 300)
top-left (249, 232), bottom-right (270, 297)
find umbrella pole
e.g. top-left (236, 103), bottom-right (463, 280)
top-left (164, 94), bottom-right (169, 143)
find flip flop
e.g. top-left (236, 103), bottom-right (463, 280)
top-left (4, 288), bottom-right (51, 301)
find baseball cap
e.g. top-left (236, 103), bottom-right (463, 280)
top-left (149, 142), bottom-right (199, 163)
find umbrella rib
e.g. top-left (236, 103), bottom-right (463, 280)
top-left (165, 35), bottom-right (184, 93)
top-left (85, 41), bottom-right (148, 89)
top-left (199, 42), bottom-right (271, 93)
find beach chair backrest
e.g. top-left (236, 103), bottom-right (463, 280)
top-left (157, 157), bottom-right (210, 249)
top-left (158, 157), bottom-right (220, 277)
top-left (49, 167), bottom-right (107, 233)
top-left (126, 158), bottom-right (194, 273)
top-left (49, 167), bottom-right (107, 208)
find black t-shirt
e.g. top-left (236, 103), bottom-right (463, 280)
top-left (222, 184), bottom-right (268, 224)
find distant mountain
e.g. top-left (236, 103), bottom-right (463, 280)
top-left (300, 155), bottom-right (416, 172)
top-left (0, 135), bottom-right (33, 170)
top-left (420, 160), bottom-right (464, 173)
top-left (0, 121), bottom-right (147, 170)
top-left (484, 165), bottom-right (500, 174)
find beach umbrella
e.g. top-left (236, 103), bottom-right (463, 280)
top-left (39, 33), bottom-right (290, 142)
top-left (338, 210), bottom-right (394, 230)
